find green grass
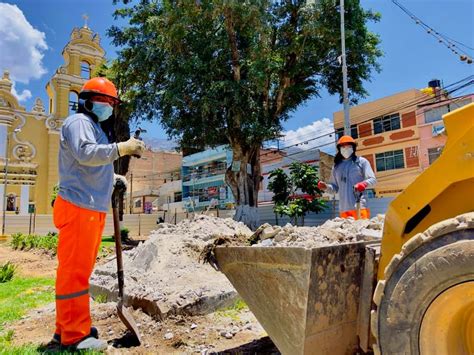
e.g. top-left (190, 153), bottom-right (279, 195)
top-left (0, 333), bottom-right (104, 354)
top-left (215, 299), bottom-right (248, 321)
top-left (93, 294), bottom-right (107, 304)
top-left (100, 236), bottom-right (115, 248)
top-left (0, 278), bottom-right (104, 354)
top-left (0, 277), bottom-right (54, 330)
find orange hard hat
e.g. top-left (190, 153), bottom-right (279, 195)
top-left (337, 135), bottom-right (356, 147)
top-left (80, 77), bottom-right (119, 101)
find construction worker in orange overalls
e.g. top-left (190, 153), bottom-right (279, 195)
top-left (318, 135), bottom-right (376, 219)
top-left (52, 77), bottom-right (145, 350)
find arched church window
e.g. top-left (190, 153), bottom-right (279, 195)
top-left (81, 61), bottom-right (91, 79)
top-left (69, 91), bottom-right (78, 115)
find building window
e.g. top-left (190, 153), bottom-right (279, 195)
top-left (373, 113), bottom-right (401, 134)
top-left (336, 124), bottom-right (358, 140)
top-left (174, 191), bottom-right (182, 202)
top-left (134, 199), bottom-right (142, 208)
top-left (69, 91), bottom-right (78, 115)
top-left (375, 149), bottom-right (404, 172)
top-left (428, 147), bottom-right (443, 165)
top-left (81, 61), bottom-right (91, 79)
top-left (424, 105), bottom-right (449, 124)
top-left (424, 98), bottom-right (472, 124)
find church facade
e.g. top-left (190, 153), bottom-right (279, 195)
top-left (0, 25), bottom-right (105, 215)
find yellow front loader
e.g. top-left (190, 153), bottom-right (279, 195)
top-left (215, 103), bottom-right (474, 354)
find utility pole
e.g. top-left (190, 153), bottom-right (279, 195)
top-left (129, 173), bottom-right (133, 214)
top-left (340, 0), bottom-right (351, 136)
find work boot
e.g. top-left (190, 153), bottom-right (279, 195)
top-left (51, 326), bottom-right (98, 344)
top-left (74, 336), bottom-right (108, 351)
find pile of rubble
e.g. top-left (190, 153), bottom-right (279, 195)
top-left (252, 215), bottom-right (384, 248)
top-left (91, 215), bottom-right (253, 319)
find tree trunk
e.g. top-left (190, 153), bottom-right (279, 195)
top-left (225, 143), bottom-right (261, 230)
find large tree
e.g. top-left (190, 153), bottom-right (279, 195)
top-left (109, 0), bottom-right (381, 229)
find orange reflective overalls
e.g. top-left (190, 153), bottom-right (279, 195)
top-left (53, 196), bottom-right (106, 345)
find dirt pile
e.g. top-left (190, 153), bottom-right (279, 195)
top-left (252, 215), bottom-right (384, 248)
top-left (90, 215), bottom-right (253, 319)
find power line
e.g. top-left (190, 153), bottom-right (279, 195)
top-left (274, 80), bottom-right (457, 149)
top-left (391, 0), bottom-right (473, 64)
top-left (259, 75), bottom-right (474, 160)
top-left (133, 86), bottom-right (473, 183)
top-left (258, 90), bottom-right (473, 166)
top-left (130, 77), bottom-right (473, 183)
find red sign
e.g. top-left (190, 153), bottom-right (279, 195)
top-left (208, 187), bottom-right (218, 196)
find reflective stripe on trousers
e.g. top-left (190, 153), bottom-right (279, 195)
top-left (53, 196), bottom-right (106, 345)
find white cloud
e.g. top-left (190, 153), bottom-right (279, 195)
top-left (0, 3), bottom-right (48, 101)
top-left (11, 83), bottom-right (32, 102)
top-left (282, 118), bottom-right (336, 154)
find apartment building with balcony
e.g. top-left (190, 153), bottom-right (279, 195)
top-left (181, 146), bottom-right (234, 212)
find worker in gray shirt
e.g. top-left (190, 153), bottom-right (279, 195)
top-left (52, 77), bottom-right (144, 350)
top-left (318, 135), bottom-right (376, 219)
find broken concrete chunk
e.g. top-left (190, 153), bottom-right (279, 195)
top-left (356, 228), bottom-right (382, 241)
top-left (273, 231), bottom-right (289, 242)
top-left (259, 239), bottom-right (273, 247)
top-left (318, 227), bottom-right (346, 241)
top-left (259, 226), bottom-right (279, 240)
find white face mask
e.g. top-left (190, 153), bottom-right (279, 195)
top-left (91, 102), bottom-right (113, 122)
top-left (340, 146), bottom-right (354, 159)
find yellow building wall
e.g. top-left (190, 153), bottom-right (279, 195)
top-left (0, 25), bottom-right (106, 216)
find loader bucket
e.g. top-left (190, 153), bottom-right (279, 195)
top-left (215, 242), bottom-right (368, 355)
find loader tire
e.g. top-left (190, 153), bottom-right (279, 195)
top-left (372, 213), bottom-right (474, 355)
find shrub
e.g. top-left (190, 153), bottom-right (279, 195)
top-left (120, 227), bottom-right (129, 240)
top-left (0, 262), bottom-right (16, 283)
top-left (10, 233), bottom-right (58, 254)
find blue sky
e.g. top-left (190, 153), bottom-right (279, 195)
top-left (1, 0), bottom-right (473, 148)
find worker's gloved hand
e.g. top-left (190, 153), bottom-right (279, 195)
top-left (317, 181), bottom-right (327, 191)
top-left (113, 174), bottom-right (128, 191)
top-left (117, 137), bottom-right (145, 157)
top-left (354, 181), bottom-right (368, 192)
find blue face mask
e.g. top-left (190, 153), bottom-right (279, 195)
top-left (91, 102), bottom-right (113, 122)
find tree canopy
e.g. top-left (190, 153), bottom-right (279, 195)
top-left (110, 0), bottom-right (380, 148)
